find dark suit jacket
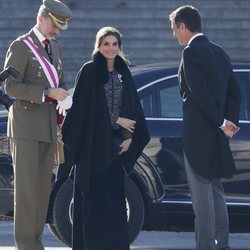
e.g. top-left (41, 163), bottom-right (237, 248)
top-left (4, 29), bottom-right (66, 143)
top-left (178, 35), bottom-right (241, 179)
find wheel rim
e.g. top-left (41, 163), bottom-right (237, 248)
top-left (68, 197), bottom-right (131, 224)
top-left (126, 198), bottom-right (130, 222)
top-left (69, 198), bottom-right (73, 225)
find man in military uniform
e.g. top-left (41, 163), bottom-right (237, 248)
top-left (3, 0), bottom-right (73, 249)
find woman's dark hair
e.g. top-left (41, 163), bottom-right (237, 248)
top-left (169, 5), bottom-right (201, 32)
top-left (92, 26), bottom-right (126, 60)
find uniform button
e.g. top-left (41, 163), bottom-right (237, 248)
top-left (24, 106), bottom-right (27, 109)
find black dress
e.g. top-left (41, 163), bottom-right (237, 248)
top-left (72, 157), bottom-right (129, 250)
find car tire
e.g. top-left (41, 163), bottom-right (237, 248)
top-left (48, 178), bottom-right (73, 246)
top-left (125, 176), bottom-right (145, 244)
top-left (49, 176), bottom-right (144, 247)
top-left (47, 223), bottom-right (65, 244)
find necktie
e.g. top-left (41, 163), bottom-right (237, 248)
top-left (42, 39), bottom-right (52, 62)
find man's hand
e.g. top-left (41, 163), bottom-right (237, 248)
top-left (56, 95), bottom-right (73, 116)
top-left (48, 88), bottom-right (69, 101)
top-left (220, 120), bottom-right (240, 138)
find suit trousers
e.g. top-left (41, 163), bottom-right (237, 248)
top-left (10, 138), bottom-right (54, 250)
top-left (72, 158), bottom-right (129, 250)
top-left (184, 153), bottom-right (230, 250)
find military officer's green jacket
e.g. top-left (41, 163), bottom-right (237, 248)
top-left (4, 29), bottom-right (66, 143)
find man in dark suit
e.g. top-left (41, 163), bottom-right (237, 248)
top-left (169, 5), bottom-right (241, 250)
top-left (3, 0), bottom-right (72, 249)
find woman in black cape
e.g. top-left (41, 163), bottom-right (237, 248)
top-left (62, 26), bottom-right (150, 250)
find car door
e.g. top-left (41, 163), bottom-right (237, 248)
top-left (138, 68), bottom-right (250, 208)
top-left (222, 70), bottom-right (250, 204)
top-left (138, 74), bottom-right (191, 204)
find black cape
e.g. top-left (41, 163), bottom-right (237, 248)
top-left (62, 52), bottom-right (150, 194)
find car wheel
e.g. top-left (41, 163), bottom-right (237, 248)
top-left (125, 176), bottom-right (145, 244)
top-left (47, 223), bottom-right (65, 244)
top-left (48, 178), bottom-right (73, 246)
top-left (49, 176), bottom-right (144, 247)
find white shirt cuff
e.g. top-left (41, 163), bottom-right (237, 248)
top-left (219, 119), bottom-right (226, 128)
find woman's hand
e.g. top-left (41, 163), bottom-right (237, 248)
top-left (116, 117), bottom-right (136, 133)
top-left (118, 138), bottom-right (132, 155)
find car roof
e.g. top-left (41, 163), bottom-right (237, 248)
top-left (130, 62), bottom-right (250, 89)
top-left (130, 63), bottom-right (178, 89)
top-left (130, 62), bottom-right (178, 73)
top-left (130, 62), bottom-right (250, 74)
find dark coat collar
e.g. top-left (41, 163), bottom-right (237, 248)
top-left (189, 35), bottom-right (208, 44)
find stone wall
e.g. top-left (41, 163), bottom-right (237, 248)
top-left (0, 0), bottom-right (249, 87)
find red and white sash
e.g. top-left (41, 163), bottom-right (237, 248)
top-left (23, 37), bottom-right (59, 88)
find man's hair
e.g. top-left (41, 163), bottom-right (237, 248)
top-left (36, 5), bottom-right (49, 25)
top-left (37, 4), bottom-right (49, 18)
top-left (169, 5), bottom-right (201, 32)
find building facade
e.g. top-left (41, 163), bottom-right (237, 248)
top-left (0, 0), bottom-right (249, 86)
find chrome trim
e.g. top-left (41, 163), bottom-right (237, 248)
top-left (227, 202), bottom-right (250, 206)
top-left (239, 120), bottom-right (250, 123)
top-left (137, 74), bottom-right (178, 92)
top-left (145, 117), bottom-right (250, 123)
top-left (161, 200), bottom-right (192, 205)
top-left (0, 188), bottom-right (13, 192)
top-left (161, 200), bottom-right (250, 206)
top-left (233, 69), bottom-right (250, 72)
top-left (146, 117), bottom-right (182, 121)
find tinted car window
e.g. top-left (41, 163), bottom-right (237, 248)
top-left (139, 72), bottom-right (249, 120)
top-left (138, 77), bottom-right (182, 119)
top-left (139, 85), bottom-right (155, 117)
top-left (158, 77), bottom-right (182, 118)
top-left (235, 71), bottom-right (250, 121)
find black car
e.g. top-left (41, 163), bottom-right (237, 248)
top-left (1, 63), bottom-right (250, 246)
